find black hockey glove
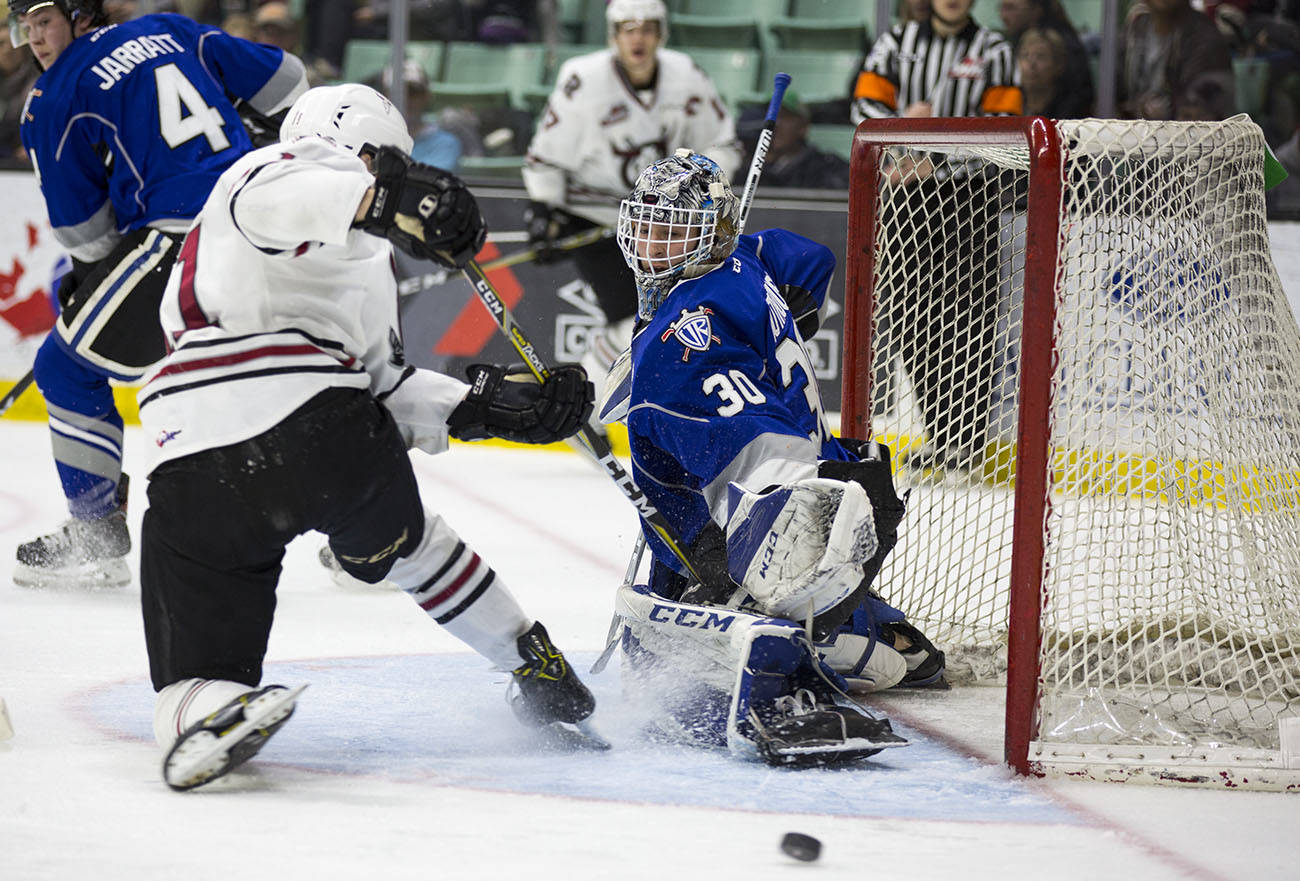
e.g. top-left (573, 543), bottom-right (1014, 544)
top-left (355, 146), bottom-right (486, 269)
top-left (523, 200), bottom-right (571, 264)
top-left (447, 363), bottom-right (594, 445)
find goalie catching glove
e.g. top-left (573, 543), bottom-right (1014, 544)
top-left (725, 478), bottom-right (878, 621)
top-left (355, 146), bottom-right (486, 268)
top-left (447, 363), bottom-right (594, 445)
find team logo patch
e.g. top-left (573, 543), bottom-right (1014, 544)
top-left (661, 307), bottom-right (720, 361)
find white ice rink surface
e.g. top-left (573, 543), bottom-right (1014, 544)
top-left (1, 420), bottom-right (1296, 881)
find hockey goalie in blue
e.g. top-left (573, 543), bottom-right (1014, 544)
top-left (601, 150), bottom-right (946, 765)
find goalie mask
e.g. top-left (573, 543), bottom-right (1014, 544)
top-left (8, 0), bottom-right (105, 47)
top-left (279, 84), bottom-right (414, 158)
top-left (617, 149), bottom-right (740, 321)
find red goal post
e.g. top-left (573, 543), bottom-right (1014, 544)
top-left (842, 116), bottom-right (1300, 790)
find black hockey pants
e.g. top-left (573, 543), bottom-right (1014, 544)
top-left (141, 388), bottom-right (424, 691)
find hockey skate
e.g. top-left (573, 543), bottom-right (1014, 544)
top-left (751, 686), bottom-right (908, 768)
top-left (508, 622), bottom-right (608, 750)
top-left (886, 621), bottom-right (949, 689)
top-left (13, 475), bottom-right (131, 589)
top-left (163, 684), bottom-right (306, 791)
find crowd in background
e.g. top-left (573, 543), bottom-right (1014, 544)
top-left (4, 0), bottom-right (1300, 215)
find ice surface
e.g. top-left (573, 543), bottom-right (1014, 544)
top-left (1, 421), bottom-right (1296, 881)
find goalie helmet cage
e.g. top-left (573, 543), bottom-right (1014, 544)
top-left (843, 115), bottom-right (1300, 791)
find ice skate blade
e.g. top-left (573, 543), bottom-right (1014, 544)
top-left (12, 558), bottom-right (130, 590)
top-left (760, 736), bottom-right (909, 767)
top-left (163, 684), bottom-right (307, 792)
top-left (534, 718), bottom-right (612, 752)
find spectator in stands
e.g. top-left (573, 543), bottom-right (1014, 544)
top-left (255, 2), bottom-right (332, 85)
top-left (851, 0), bottom-right (1021, 472)
top-left (738, 92), bottom-right (850, 190)
top-left (1119, 0), bottom-right (1237, 120)
top-left (1017, 26), bottom-right (1091, 117)
top-left (998, 0), bottom-right (1094, 117)
top-left (352, 0), bottom-right (468, 43)
top-left (0, 31), bottom-right (39, 161)
top-left (221, 10), bottom-right (254, 39)
top-left (521, 0), bottom-right (740, 409)
top-left (470, 0), bottom-right (539, 43)
top-left (369, 60), bottom-right (465, 171)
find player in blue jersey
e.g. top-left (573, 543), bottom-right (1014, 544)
top-left (613, 151), bottom-right (945, 696)
top-left (9, 0), bottom-right (308, 588)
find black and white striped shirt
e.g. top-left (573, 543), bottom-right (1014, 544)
top-left (851, 20), bottom-right (1021, 124)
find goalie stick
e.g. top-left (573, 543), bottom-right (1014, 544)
top-left (461, 73), bottom-right (792, 586)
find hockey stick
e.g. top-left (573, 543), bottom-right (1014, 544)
top-left (477, 226), bottom-right (611, 273)
top-left (0, 369), bottom-right (35, 419)
top-left (737, 72), bottom-right (792, 233)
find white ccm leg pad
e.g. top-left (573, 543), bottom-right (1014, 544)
top-left (613, 583), bottom-right (811, 754)
top-left (725, 478), bottom-right (878, 619)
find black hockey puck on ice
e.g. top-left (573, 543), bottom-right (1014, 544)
top-left (780, 832), bottom-right (821, 862)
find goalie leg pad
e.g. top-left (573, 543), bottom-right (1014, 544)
top-left (815, 631), bottom-right (907, 693)
top-left (725, 478), bottom-right (877, 619)
top-left (613, 584), bottom-right (908, 764)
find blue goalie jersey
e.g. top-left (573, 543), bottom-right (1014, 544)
top-left (627, 229), bottom-right (854, 575)
top-left (20, 14), bottom-right (304, 259)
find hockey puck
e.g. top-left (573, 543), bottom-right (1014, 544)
top-left (780, 832), bottom-right (821, 862)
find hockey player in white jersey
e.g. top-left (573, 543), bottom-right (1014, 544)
top-left (136, 85), bottom-right (600, 791)
top-left (600, 152), bottom-right (945, 765)
top-left (521, 0), bottom-right (741, 404)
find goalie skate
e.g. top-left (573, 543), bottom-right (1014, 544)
top-left (163, 684), bottom-right (306, 791)
top-left (508, 621), bottom-right (608, 750)
top-left (752, 688), bottom-right (908, 767)
top-left (14, 476), bottom-right (131, 589)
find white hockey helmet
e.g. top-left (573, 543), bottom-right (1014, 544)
top-left (606, 0), bottom-right (668, 44)
top-left (617, 149), bottom-right (740, 320)
top-left (279, 84), bottom-right (414, 157)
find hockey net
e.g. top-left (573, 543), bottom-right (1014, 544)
top-left (843, 116), bottom-right (1300, 790)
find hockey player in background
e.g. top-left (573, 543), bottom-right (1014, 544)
top-left (521, 0), bottom-right (740, 407)
top-left (10, 0), bottom-right (308, 588)
top-left (136, 85), bottom-right (599, 791)
top-left (600, 152), bottom-right (945, 765)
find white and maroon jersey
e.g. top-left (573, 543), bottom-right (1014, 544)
top-left (523, 47), bottom-right (741, 226)
top-left (138, 136), bottom-right (469, 470)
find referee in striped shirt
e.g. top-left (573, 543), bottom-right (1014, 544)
top-left (849, 0), bottom-right (1022, 473)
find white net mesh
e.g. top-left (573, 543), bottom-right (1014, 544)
top-left (855, 117), bottom-right (1300, 772)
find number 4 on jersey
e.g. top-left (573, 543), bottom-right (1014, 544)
top-left (155, 63), bottom-right (230, 152)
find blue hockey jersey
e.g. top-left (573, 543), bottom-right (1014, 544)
top-left (627, 229), bottom-right (852, 575)
top-left (20, 14), bottom-right (305, 260)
